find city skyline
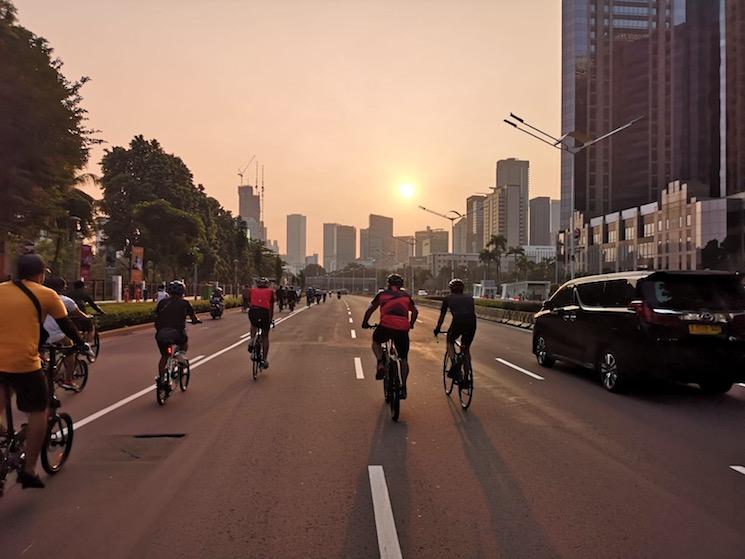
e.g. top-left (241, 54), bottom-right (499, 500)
top-left (13, 0), bottom-right (561, 258)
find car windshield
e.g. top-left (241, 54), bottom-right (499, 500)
top-left (640, 276), bottom-right (745, 311)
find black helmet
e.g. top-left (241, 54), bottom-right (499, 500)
top-left (256, 277), bottom-right (269, 287)
top-left (166, 280), bottom-right (186, 296)
top-left (386, 273), bottom-right (404, 288)
top-left (448, 278), bottom-right (465, 293)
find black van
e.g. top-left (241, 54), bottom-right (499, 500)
top-left (532, 271), bottom-right (745, 393)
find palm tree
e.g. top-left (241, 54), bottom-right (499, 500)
top-left (486, 234), bottom-right (507, 284)
top-left (479, 248), bottom-right (494, 280)
top-left (506, 246), bottom-right (525, 282)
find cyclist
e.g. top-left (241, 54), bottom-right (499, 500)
top-left (155, 283), bottom-right (169, 303)
top-left (276, 285), bottom-right (286, 311)
top-left (434, 278), bottom-right (477, 381)
top-left (315, 289), bottom-right (322, 305)
top-left (286, 285), bottom-right (297, 310)
top-left (247, 277), bottom-right (275, 369)
top-left (67, 279), bottom-right (104, 346)
top-left (154, 281), bottom-right (201, 377)
top-left (241, 284), bottom-right (250, 312)
top-left (209, 285), bottom-right (225, 316)
top-left (322, 290), bottom-right (327, 303)
top-left (0, 254), bottom-right (87, 488)
top-left (306, 286), bottom-right (314, 307)
top-left (361, 274), bottom-right (418, 399)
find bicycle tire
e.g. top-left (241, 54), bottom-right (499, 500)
top-left (252, 340), bottom-right (262, 381)
top-left (389, 362), bottom-right (400, 422)
top-left (73, 359), bottom-right (89, 391)
top-left (88, 329), bottom-right (100, 362)
top-left (442, 352), bottom-right (455, 395)
top-left (156, 370), bottom-right (169, 406)
top-left (41, 412), bottom-right (73, 474)
top-left (458, 357), bottom-right (473, 410)
top-left (178, 361), bottom-right (190, 391)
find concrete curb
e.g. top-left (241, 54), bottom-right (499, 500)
top-left (416, 298), bottom-right (535, 331)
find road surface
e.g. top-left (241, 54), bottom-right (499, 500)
top-left (2, 295), bottom-right (745, 558)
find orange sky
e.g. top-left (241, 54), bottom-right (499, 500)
top-left (16, 0), bottom-right (560, 258)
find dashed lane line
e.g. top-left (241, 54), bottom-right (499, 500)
top-left (351, 329), bottom-right (357, 339)
top-left (730, 465), bottom-right (745, 476)
top-left (495, 357), bottom-right (545, 381)
top-left (354, 357), bottom-right (364, 379)
top-left (74, 307), bottom-right (308, 431)
top-left (368, 465), bottom-right (403, 559)
top-left (349, 318), bottom-right (353, 324)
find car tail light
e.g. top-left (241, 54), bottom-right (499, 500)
top-left (630, 300), bottom-right (681, 327)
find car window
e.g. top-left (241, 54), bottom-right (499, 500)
top-left (551, 285), bottom-right (574, 308)
top-left (576, 282), bottom-right (603, 306)
top-left (640, 276), bottom-right (745, 311)
top-left (600, 279), bottom-right (639, 308)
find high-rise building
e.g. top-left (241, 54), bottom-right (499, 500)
top-left (453, 218), bottom-right (468, 254)
top-left (529, 197), bottom-right (551, 246)
top-left (466, 195), bottom-right (486, 252)
top-left (238, 184), bottom-right (265, 241)
top-left (550, 199), bottom-right (561, 241)
top-left (323, 223), bottom-right (356, 271)
top-left (415, 227), bottom-right (449, 257)
top-left (483, 183), bottom-right (527, 249)
top-left (561, 0), bottom-right (745, 229)
top-left (393, 236), bottom-right (415, 266)
top-left (368, 214), bottom-right (395, 268)
top-left (286, 214), bottom-right (306, 268)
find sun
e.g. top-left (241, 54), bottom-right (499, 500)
top-left (399, 183), bottom-right (415, 198)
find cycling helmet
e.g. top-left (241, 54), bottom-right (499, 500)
top-left (166, 280), bottom-right (186, 296)
top-left (448, 278), bottom-right (465, 293)
top-left (256, 277), bottom-right (269, 287)
top-left (386, 273), bottom-right (404, 288)
top-left (214, 286), bottom-right (224, 294)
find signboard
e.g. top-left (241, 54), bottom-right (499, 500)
top-left (131, 246), bottom-right (144, 284)
top-left (80, 244), bottom-right (93, 281)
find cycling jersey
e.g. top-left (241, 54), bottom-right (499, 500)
top-left (369, 288), bottom-right (416, 331)
top-left (249, 287), bottom-right (274, 310)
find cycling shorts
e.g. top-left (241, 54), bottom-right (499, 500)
top-left (155, 328), bottom-right (188, 356)
top-left (373, 326), bottom-right (410, 359)
top-left (447, 318), bottom-right (477, 347)
top-left (0, 370), bottom-right (48, 413)
top-left (248, 308), bottom-right (271, 330)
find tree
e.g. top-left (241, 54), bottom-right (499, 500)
top-left (506, 246), bottom-right (525, 281)
top-left (486, 235), bottom-right (507, 283)
top-left (479, 248), bottom-right (494, 280)
top-left (0, 0), bottom-right (99, 238)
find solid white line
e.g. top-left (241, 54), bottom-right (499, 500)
top-left (349, 317), bottom-right (353, 324)
top-left (240, 332), bottom-right (251, 339)
top-left (730, 465), bottom-right (745, 476)
top-left (368, 465), bottom-right (403, 559)
top-left (495, 358), bottom-right (545, 381)
top-left (190, 354), bottom-right (206, 364)
top-left (351, 329), bottom-right (357, 339)
top-left (354, 357), bottom-right (364, 379)
top-left (73, 306), bottom-right (308, 431)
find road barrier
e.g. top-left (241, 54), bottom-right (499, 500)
top-left (415, 297), bottom-right (536, 330)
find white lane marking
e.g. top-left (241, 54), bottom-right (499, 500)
top-left (368, 465), bottom-right (403, 559)
top-left (495, 358), bottom-right (545, 381)
top-left (348, 311), bottom-right (352, 315)
top-left (190, 354), bottom-right (206, 365)
top-left (240, 332), bottom-right (251, 339)
top-left (730, 465), bottom-right (745, 476)
top-left (351, 329), bottom-right (357, 339)
top-left (73, 307), bottom-right (308, 431)
top-left (416, 319), bottom-right (422, 323)
top-left (349, 317), bottom-right (353, 324)
top-left (354, 357), bottom-right (364, 379)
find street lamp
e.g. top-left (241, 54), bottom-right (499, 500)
top-left (418, 206), bottom-right (465, 280)
top-left (504, 112), bottom-right (643, 279)
top-left (389, 235), bottom-right (417, 294)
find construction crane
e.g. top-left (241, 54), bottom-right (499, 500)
top-left (237, 155), bottom-right (256, 186)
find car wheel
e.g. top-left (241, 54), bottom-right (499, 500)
top-left (698, 379), bottom-right (733, 394)
top-left (599, 350), bottom-right (625, 393)
top-left (534, 335), bottom-right (555, 368)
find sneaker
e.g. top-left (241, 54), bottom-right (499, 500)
top-left (375, 362), bottom-right (386, 380)
top-left (261, 360), bottom-right (269, 369)
top-left (17, 471), bottom-right (45, 489)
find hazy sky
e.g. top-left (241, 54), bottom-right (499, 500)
top-left (16, 0), bottom-right (561, 258)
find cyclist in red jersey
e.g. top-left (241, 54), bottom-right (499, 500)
top-left (247, 277), bottom-right (275, 368)
top-left (361, 274), bottom-right (418, 399)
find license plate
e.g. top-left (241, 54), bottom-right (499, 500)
top-left (689, 324), bottom-right (722, 335)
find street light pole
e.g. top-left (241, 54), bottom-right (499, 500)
top-left (418, 206), bottom-right (465, 281)
top-left (504, 113), bottom-right (643, 279)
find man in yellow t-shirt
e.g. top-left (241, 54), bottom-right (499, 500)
top-left (0, 254), bottom-right (85, 489)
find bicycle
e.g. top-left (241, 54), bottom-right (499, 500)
top-left (0, 369), bottom-right (75, 495)
top-left (372, 325), bottom-right (403, 422)
top-left (88, 315), bottom-right (101, 363)
top-left (249, 322), bottom-right (273, 381)
top-left (155, 343), bottom-right (190, 406)
top-left (42, 344), bottom-right (90, 393)
top-left (437, 332), bottom-right (473, 410)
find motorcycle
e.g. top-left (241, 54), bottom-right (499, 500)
top-left (210, 298), bottom-right (224, 320)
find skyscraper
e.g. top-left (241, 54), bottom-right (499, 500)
top-left (529, 197), bottom-right (551, 246)
top-left (286, 214), bottom-right (306, 268)
top-left (466, 195), bottom-right (486, 252)
top-left (453, 218), bottom-right (468, 254)
top-left (483, 184), bottom-right (526, 249)
top-left (394, 236), bottom-right (415, 266)
top-left (368, 214), bottom-right (395, 268)
top-left (415, 227), bottom-right (449, 257)
top-left (238, 184), bottom-right (264, 241)
top-left (323, 223), bottom-right (356, 271)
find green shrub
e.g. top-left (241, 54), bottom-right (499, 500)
top-left (96, 296), bottom-right (241, 331)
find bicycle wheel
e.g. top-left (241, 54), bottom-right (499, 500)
top-left (389, 363), bottom-right (400, 422)
top-left (41, 412), bottom-right (73, 474)
top-left (178, 361), bottom-right (190, 391)
top-left (252, 341), bottom-right (261, 381)
top-left (88, 329), bottom-right (100, 362)
top-left (442, 352), bottom-right (455, 396)
top-left (73, 358), bottom-right (89, 391)
top-left (458, 357), bottom-right (473, 410)
top-left (156, 369), bottom-right (169, 406)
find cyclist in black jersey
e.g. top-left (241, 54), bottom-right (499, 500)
top-left (434, 278), bottom-right (477, 379)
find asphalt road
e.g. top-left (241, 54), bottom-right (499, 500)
top-left (2, 294), bottom-right (745, 558)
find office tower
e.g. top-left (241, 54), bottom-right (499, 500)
top-left (453, 218), bottom-right (468, 254)
top-left (394, 236), bottom-right (415, 266)
top-left (483, 184), bottom-right (527, 249)
top-left (323, 223), bottom-right (356, 271)
top-left (238, 184), bottom-right (264, 241)
top-left (360, 228), bottom-right (369, 259)
top-left (286, 214), bottom-right (306, 268)
top-left (415, 227), bottom-right (449, 257)
top-left (550, 199), bottom-right (561, 240)
top-left (529, 197), bottom-right (551, 246)
top-left (466, 195), bottom-right (486, 252)
top-left (494, 158), bottom-right (529, 246)
top-left (725, 1), bottom-right (745, 195)
top-left (368, 214), bottom-right (395, 268)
